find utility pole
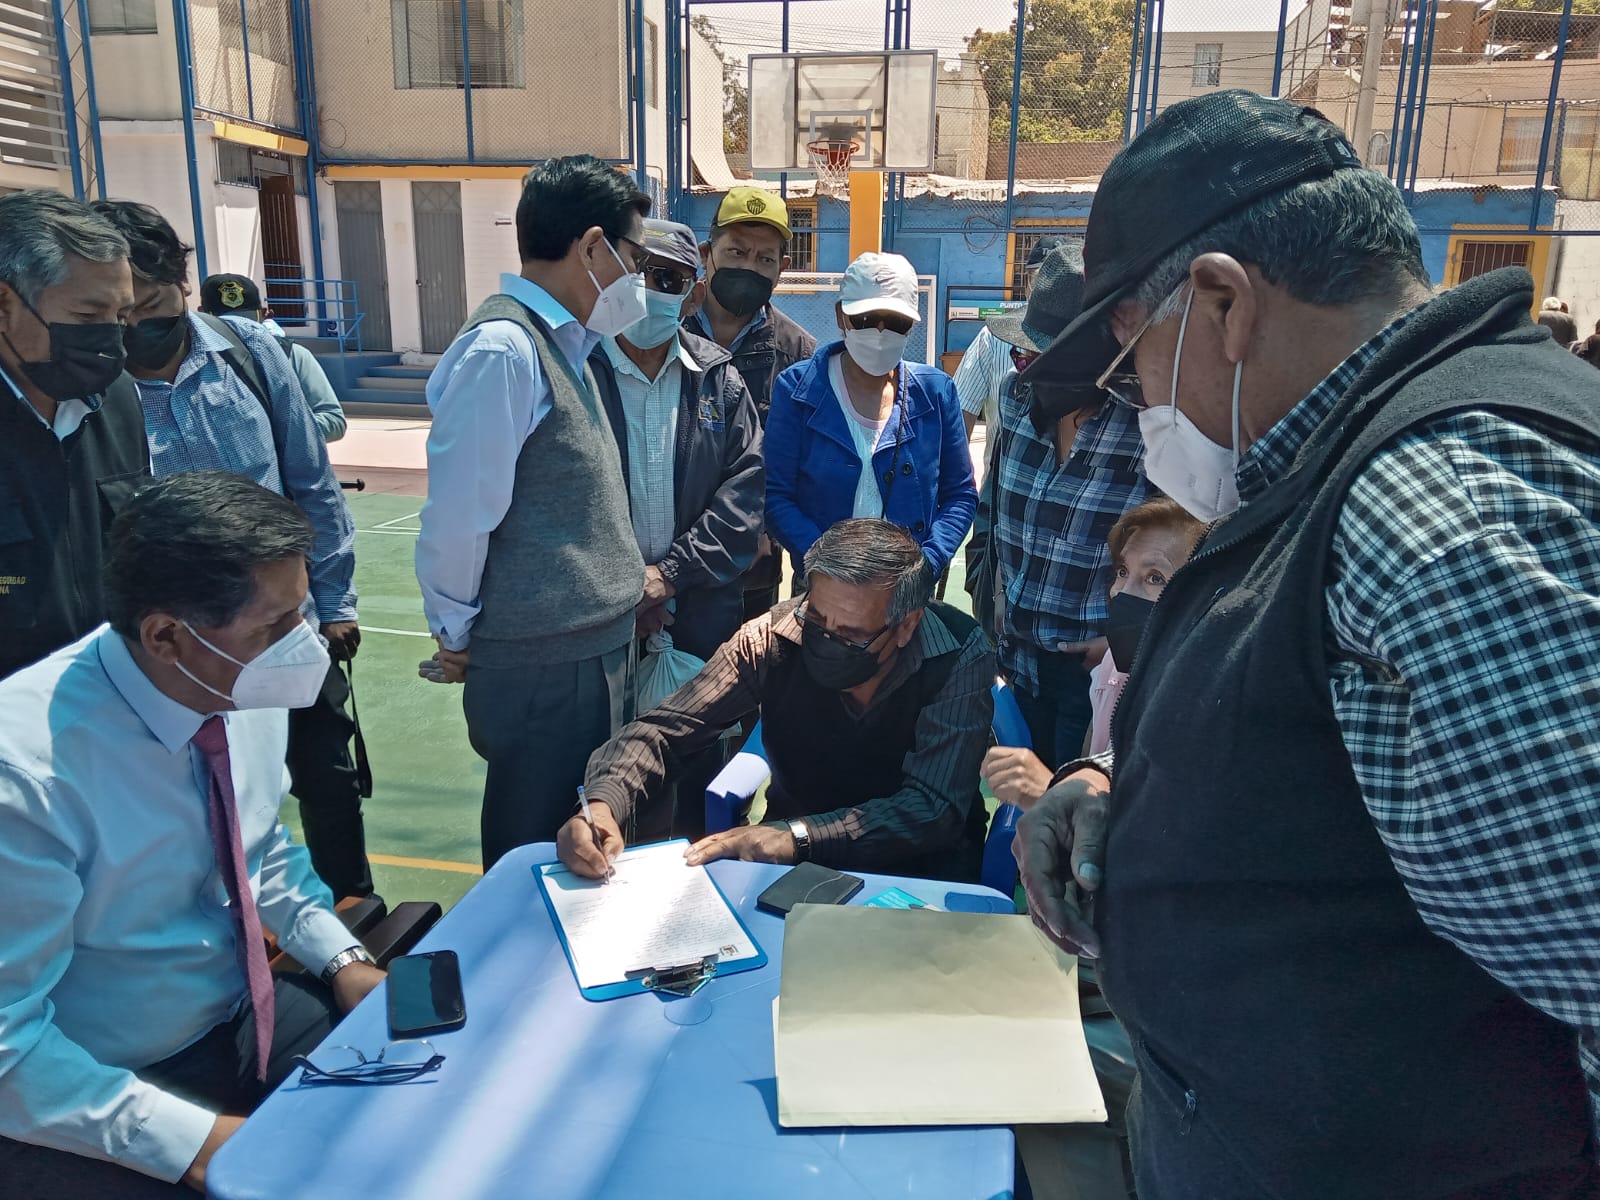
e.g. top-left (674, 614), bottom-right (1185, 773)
top-left (1351, 0), bottom-right (1387, 164)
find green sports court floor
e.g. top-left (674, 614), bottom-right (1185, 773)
top-left (298, 488), bottom-right (987, 914)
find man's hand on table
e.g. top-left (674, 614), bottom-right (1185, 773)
top-left (980, 746), bottom-right (1055, 810)
top-left (557, 801), bottom-right (625, 878)
top-left (685, 824), bottom-right (798, 867)
top-left (1015, 767), bottom-right (1110, 959)
top-left (330, 960), bottom-right (387, 1015)
top-left (183, 1113), bottom-right (246, 1193)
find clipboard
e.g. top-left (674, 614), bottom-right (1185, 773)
top-left (535, 840), bottom-right (768, 1002)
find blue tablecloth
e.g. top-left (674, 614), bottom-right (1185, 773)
top-left (207, 844), bottom-right (1017, 1199)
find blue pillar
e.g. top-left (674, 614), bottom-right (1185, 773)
top-left (74, 0), bottom-right (107, 198)
top-left (1003, 0), bottom-right (1027, 244)
top-left (50, 0), bottom-right (86, 198)
top-left (1149, 0), bottom-right (1164, 119)
top-left (171, 0), bottom-right (209, 278)
top-left (1530, 0), bottom-right (1573, 233)
top-left (237, 0), bottom-right (255, 122)
top-left (1405, 0), bottom-right (1439, 194)
top-left (460, 0), bottom-right (475, 161)
top-left (1123, 0), bottom-right (1143, 143)
top-left (1271, 0), bottom-right (1289, 95)
top-left (633, 0), bottom-right (648, 188)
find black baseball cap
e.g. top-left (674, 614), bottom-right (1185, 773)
top-left (199, 273), bottom-right (263, 316)
top-left (1024, 236), bottom-right (1066, 272)
top-left (988, 241), bottom-right (1084, 354)
top-left (1021, 90), bottom-right (1364, 388)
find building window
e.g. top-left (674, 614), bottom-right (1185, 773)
top-left (788, 200), bottom-right (817, 273)
top-left (1499, 111), bottom-right (1548, 174)
top-left (217, 142), bottom-right (308, 195)
top-left (89, 0), bottom-right (158, 34)
top-left (1009, 230), bottom-right (1082, 295)
top-left (1560, 106), bottom-right (1600, 201)
top-left (392, 0), bottom-right (524, 90)
top-left (1454, 239), bottom-right (1531, 283)
top-left (1192, 43), bottom-right (1222, 88)
top-left (645, 18), bottom-right (659, 109)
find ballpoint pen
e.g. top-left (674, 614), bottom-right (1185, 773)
top-left (577, 786), bottom-right (613, 884)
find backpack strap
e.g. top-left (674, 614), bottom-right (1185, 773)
top-left (196, 312), bottom-right (289, 488)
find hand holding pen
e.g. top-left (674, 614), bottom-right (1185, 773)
top-left (577, 787), bottom-right (617, 884)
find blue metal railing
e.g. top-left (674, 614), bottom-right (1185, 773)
top-left (262, 275), bottom-right (366, 354)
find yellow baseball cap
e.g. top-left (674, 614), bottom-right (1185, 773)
top-left (713, 186), bottom-right (791, 241)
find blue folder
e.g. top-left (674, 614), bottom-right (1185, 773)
top-left (534, 840), bottom-right (768, 1002)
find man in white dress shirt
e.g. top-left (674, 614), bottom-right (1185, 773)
top-left (0, 471), bottom-right (385, 1196)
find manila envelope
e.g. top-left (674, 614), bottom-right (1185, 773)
top-left (774, 903), bottom-right (1107, 1127)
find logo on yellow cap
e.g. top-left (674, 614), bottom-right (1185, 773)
top-left (745, 196), bottom-right (766, 215)
top-left (218, 281), bottom-right (246, 309)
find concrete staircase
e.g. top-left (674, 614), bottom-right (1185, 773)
top-left (347, 363), bottom-right (432, 407)
top-left (293, 344), bottom-right (434, 416)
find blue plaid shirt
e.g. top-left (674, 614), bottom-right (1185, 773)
top-left (1239, 300), bottom-right (1600, 1122)
top-left (134, 314), bottom-right (357, 623)
top-left (993, 381), bottom-right (1147, 694)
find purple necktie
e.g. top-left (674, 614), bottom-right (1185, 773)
top-left (193, 715), bottom-right (275, 1082)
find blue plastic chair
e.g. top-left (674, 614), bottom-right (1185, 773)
top-left (703, 679), bottom-right (1031, 897)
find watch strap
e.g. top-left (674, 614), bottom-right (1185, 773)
top-left (320, 944), bottom-right (375, 985)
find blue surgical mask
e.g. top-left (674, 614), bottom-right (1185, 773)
top-left (626, 287), bottom-right (692, 350)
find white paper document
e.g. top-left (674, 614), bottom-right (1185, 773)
top-left (538, 842), bottom-right (757, 992)
top-left (775, 903), bottom-right (1107, 1127)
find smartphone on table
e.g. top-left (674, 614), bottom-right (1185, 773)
top-left (386, 950), bottom-right (467, 1039)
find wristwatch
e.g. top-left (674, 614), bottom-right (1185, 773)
top-left (320, 945), bottom-right (376, 985)
top-left (787, 818), bottom-right (812, 862)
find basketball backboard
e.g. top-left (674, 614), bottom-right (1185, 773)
top-left (747, 49), bottom-right (938, 176)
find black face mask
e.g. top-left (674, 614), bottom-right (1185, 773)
top-left (1105, 591), bottom-right (1157, 671)
top-left (122, 311), bottom-right (189, 371)
top-left (801, 619), bottom-right (890, 692)
top-left (708, 267), bottom-right (775, 318)
top-left (1024, 379), bottom-right (1102, 436)
top-left (1, 288), bottom-right (126, 403)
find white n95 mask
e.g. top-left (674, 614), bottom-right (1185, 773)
top-left (1137, 289), bottom-right (1242, 523)
top-left (178, 619), bottom-right (331, 710)
top-left (843, 327), bottom-right (907, 376)
top-left (586, 241), bottom-right (649, 338)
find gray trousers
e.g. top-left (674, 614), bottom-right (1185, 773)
top-left (0, 974), bottom-right (341, 1198)
top-left (463, 644), bottom-right (628, 869)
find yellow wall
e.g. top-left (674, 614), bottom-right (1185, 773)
top-left (1443, 224), bottom-right (1554, 313)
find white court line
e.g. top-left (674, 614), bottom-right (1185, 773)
top-left (372, 510), bottom-right (423, 529)
top-left (356, 527), bottom-right (421, 537)
top-left (361, 624), bottom-right (434, 639)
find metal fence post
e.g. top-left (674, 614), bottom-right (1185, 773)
top-left (460, 0), bottom-right (475, 162)
top-left (633, 0), bottom-right (647, 188)
top-left (237, 0), bottom-right (255, 123)
top-left (1271, 0), bottom-right (1289, 96)
top-left (171, 0), bottom-right (210, 279)
top-left (1124, 0), bottom-right (1143, 143)
top-left (1148, 0), bottom-right (1163, 118)
top-left (50, 0), bottom-right (86, 199)
top-left (1405, 0), bottom-right (1439, 195)
top-left (1530, 0), bottom-right (1574, 233)
top-left (1003, 0), bottom-right (1027, 240)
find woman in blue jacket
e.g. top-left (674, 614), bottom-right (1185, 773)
top-left (765, 252), bottom-right (977, 581)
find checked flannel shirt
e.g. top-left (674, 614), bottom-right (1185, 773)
top-left (992, 379), bottom-right (1147, 696)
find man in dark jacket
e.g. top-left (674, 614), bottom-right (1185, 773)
top-left (687, 187), bottom-right (817, 619)
top-left (591, 218), bottom-right (764, 837)
top-left (0, 191), bottom-right (148, 681)
top-left (1017, 90), bottom-right (1600, 1198)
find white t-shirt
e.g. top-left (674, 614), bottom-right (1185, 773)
top-left (829, 353), bottom-right (889, 519)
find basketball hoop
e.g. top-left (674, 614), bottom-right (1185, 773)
top-left (806, 139), bottom-right (856, 196)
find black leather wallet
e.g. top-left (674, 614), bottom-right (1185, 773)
top-left (756, 862), bottom-right (865, 915)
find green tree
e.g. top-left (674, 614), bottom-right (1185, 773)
top-left (1497, 0), bottom-right (1600, 14)
top-left (692, 15), bottom-right (750, 155)
top-left (967, 0), bottom-right (1135, 143)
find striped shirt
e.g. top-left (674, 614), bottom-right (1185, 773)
top-left (583, 600), bottom-right (995, 870)
top-left (603, 335), bottom-right (686, 564)
top-left (993, 382), bottom-right (1147, 694)
top-left (951, 326), bottom-right (1014, 427)
top-left (134, 313), bottom-right (357, 623)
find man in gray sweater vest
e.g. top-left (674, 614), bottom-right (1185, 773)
top-left (416, 156), bottom-right (651, 867)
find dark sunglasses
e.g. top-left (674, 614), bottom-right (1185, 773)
top-left (610, 235), bottom-right (649, 274)
top-left (292, 1041), bottom-right (445, 1087)
top-left (846, 311), bottom-right (916, 336)
top-left (799, 603), bottom-right (891, 653)
top-left (645, 265), bottom-right (695, 295)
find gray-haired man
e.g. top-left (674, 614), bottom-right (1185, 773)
top-left (556, 518), bottom-right (995, 881)
top-left (0, 190), bottom-right (148, 680)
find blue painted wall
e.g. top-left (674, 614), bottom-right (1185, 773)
top-left (680, 184), bottom-right (1554, 366)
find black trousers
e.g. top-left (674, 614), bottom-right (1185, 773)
top-left (0, 975), bottom-right (341, 1198)
top-left (287, 661), bottom-right (372, 898)
top-left (463, 645), bottom-right (627, 869)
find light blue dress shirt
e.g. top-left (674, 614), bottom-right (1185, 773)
top-left (603, 334), bottom-right (689, 564)
top-left (416, 273), bottom-right (600, 651)
top-left (0, 628), bottom-right (357, 1182)
top-left (133, 313), bottom-right (358, 624)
